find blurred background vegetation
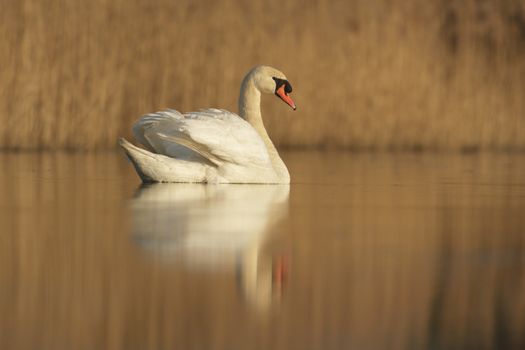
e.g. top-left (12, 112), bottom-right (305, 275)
top-left (1, 0), bottom-right (525, 151)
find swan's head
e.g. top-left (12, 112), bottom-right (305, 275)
top-left (249, 65), bottom-right (296, 110)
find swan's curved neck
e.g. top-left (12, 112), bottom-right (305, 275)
top-left (238, 78), bottom-right (290, 183)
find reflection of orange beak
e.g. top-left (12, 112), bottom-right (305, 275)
top-left (273, 254), bottom-right (290, 296)
top-left (275, 85), bottom-right (296, 110)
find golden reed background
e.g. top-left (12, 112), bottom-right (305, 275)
top-left (1, 0), bottom-right (525, 150)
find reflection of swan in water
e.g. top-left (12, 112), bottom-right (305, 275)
top-left (131, 183), bottom-right (290, 310)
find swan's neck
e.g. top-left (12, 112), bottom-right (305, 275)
top-left (238, 79), bottom-right (290, 183)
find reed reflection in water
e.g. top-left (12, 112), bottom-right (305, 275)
top-left (0, 152), bottom-right (525, 349)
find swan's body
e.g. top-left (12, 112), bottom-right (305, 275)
top-left (119, 65), bottom-right (296, 184)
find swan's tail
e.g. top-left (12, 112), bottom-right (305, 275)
top-left (119, 138), bottom-right (157, 182)
top-left (118, 137), bottom-right (208, 183)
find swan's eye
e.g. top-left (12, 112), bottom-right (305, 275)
top-left (284, 81), bottom-right (292, 94)
top-left (272, 77), bottom-right (293, 94)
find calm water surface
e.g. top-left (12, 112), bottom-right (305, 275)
top-left (1, 151), bottom-right (525, 349)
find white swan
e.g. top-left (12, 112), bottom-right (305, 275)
top-left (119, 65), bottom-right (296, 184)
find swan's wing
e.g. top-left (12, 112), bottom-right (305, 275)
top-left (133, 108), bottom-right (271, 166)
top-left (133, 109), bottom-right (198, 160)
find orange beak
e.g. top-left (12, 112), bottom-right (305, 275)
top-left (275, 85), bottom-right (296, 110)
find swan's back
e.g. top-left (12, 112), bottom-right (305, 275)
top-left (133, 108), bottom-right (271, 166)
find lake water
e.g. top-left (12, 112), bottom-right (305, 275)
top-left (1, 151), bottom-right (525, 349)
